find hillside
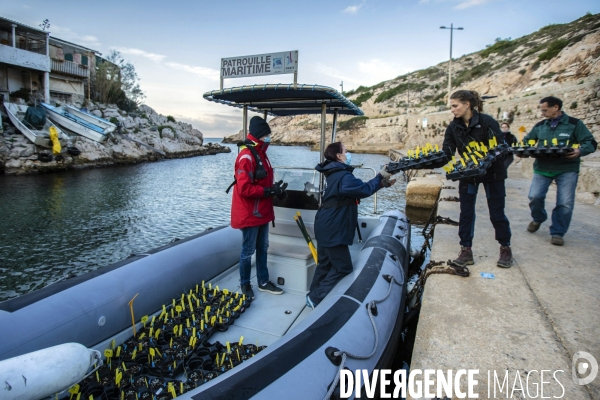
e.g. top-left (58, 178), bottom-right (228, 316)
top-left (225, 12), bottom-right (600, 155)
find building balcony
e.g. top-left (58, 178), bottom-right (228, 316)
top-left (0, 43), bottom-right (50, 72)
top-left (51, 58), bottom-right (89, 78)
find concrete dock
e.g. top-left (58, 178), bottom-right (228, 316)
top-left (409, 168), bottom-right (600, 399)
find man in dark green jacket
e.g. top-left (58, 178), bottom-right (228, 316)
top-left (522, 96), bottom-right (597, 246)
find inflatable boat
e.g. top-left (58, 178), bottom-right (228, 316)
top-left (0, 84), bottom-right (410, 400)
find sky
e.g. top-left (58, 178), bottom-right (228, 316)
top-left (3, 1), bottom-right (599, 137)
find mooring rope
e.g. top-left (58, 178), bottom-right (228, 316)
top-left (323, 276), bottom-right (402, 400)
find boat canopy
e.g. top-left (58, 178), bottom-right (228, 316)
top-left (204, 82), bottom-right (364, 206)
top-left (203, 84), bottom-right (363, 117)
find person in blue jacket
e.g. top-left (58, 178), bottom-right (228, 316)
top-left (306, 142), bottom-right (395, 308)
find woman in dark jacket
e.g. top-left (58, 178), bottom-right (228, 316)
top-left (306, 142), bottom-right (395, 308)
top-left (441, 90), bottom-right (512, 269)
top-left (500, 122), bottom-right (518, 170)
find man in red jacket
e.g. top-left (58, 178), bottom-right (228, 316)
top-left (231, 116), bottom-right (287, 299)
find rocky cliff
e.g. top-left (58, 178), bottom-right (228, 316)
top-left (0, 101), bottom-right (230, 175)
top-left (222, 12), bottom-right (600, 202)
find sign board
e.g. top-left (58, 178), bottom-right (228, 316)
top-left (220, 50), bottom-right (298, 80)
top-left (422, 118), bottom-right (428, 128)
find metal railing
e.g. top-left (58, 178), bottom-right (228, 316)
top-left (273, 165), bottom-right (379, 213)
top-left (51, 59), bottom-right (89, 78)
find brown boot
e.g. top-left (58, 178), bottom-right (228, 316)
top-left (497, 246), bottom-right (513, 268)
top-left (453, 246), bottom-right (474, 267)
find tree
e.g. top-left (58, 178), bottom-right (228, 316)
top-left (91, 50), bottom-right (145, 111)
top-left (106, 50), bottom-right (145, 107)
top-left (39, 19), bottom-right (50, 31)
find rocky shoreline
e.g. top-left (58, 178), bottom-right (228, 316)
top-left (0, 101), bottom-right (230, 175)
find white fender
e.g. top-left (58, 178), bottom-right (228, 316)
top-left (0, 343), bottom-right (101, 400)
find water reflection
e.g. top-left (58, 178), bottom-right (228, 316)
top-left (0, 142), bottom-right (413, 301)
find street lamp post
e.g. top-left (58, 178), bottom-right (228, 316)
top-left (440, 23), bottom-right (463, 106)
top-left (340, 81), bottom-right (344, 94)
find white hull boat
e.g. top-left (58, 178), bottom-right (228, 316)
top-left (41, 103), bottom-right (116, 143)
top-left (4, 102), bottom-right (69, 148)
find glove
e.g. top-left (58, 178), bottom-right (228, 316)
top-left (264, 180), bottom-right (288, 197)
top-left (380, 178), bottom-right (396, 188)
top-left (379, 166), bottom-right (392, 180)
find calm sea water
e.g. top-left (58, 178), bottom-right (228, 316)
top-left (0, 141), bottom-right (415, 302)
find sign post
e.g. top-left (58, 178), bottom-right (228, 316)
top-left (220, 50), bottom-right (299, 90)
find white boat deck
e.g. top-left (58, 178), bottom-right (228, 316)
top-left (208, 241), bottom-right (365, 348)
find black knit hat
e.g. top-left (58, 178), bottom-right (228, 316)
top-left (249, 116), bottom-right (271, 139)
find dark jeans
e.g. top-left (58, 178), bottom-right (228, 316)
top-left (239, 223), bottom-right (270, 286)
top-left (458, 180), bottom-right (511, 247)
top-left (308, 244), bottom-right (353, 306)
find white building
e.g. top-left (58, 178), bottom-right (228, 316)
top-left (0, 17), bottom-right (50, 102)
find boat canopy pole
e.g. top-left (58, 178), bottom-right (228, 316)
top-left (319, 102), bottom-right (326, 206)
top-left (242, 105), bottom-right (248, 140)
top-left (263, 110), bottom-right (268, 121)
top-left (331, 109), bottom-right (338, 143)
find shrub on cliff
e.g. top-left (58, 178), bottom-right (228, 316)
top-left (338, 116), bottom-right (368, 131)
top-left (538, 39), bottom-right (570, 62)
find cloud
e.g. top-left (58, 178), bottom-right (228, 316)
top-left (179, 112), bottom-right (242, 137)
top-left (418, 0), bottom-right (492, 8)
top-left (455, 0), bottom-right (492, 9)
top-left (49, 25), bottom-right (101, 48)
top-left (357, 59), bottom-right (411, 85)
top-left (115, 47), bottom-right (166, 62)
top-left (342, 1), bottom-right (365, 14)
top-left (165, 62), bottom-right (220, 81)
top-left (314, 63), bottom-right (363, 85)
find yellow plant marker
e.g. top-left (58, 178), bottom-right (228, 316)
top-left (138, 343), bottom-right (142, 351)
top-left (460, 159), bottom-right (466, 168)
top-left (572, 143), bottom-right (580, 148)
top-left (239, 336), bottom-right (244, 346)
top-left (226, 342), bottom-right (231, 353)
top-left (115, 370), bottom-right (122, 387)
top-left (149, 327), bottom-right (153, 337)
top-left (169, 338), bottom-right (173, 348)
top-left (552, 138), bottom-right (558, 145)
top-left (180, 382), bottom-right (184, 395)
top-left (435, 144), bottom-right (439, 152)
top-left (529, 139), bottom-right (536, 146)
top-left (116, 346), bottom-right (122, 358)
top-left (138, 332), bottom-right (145, 340)
top-left (141, 315), bottom-right (148, 328)
top-left (151, 316), bottom-right (156, 327)
top-left (128, 293), bottom-right (139, 337)
top-left (471, 155), bottom-right (478, 165)
top-left (209, 283), bottom-right (212, 290)
top-left (104, 349), bottom-right (113, 365)
top-left (96, 370), bottom-right (100, 382)
top-left (474, 151), bottom-right (483, 159)
top-left (186, 319), bottom-right (190, 328)
top-left (221, 352), bottom-right (226, 365)
top-left (237, 348), bottom-right (241, 360)
top-left (122, 362), bottom-right (127, 371)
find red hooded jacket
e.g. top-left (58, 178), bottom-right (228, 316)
top-left (230, 134), bottom-right (274, 229)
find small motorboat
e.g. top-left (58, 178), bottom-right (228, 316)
top-left (4, 102), bottom-right (70, 148)
top-left (41, 102), bottom-right (116, 143)
top-left (0, 85), bottom-right (410, 400)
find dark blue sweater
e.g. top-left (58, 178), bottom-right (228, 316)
top-left (314, 161), bottom-right (382, 247)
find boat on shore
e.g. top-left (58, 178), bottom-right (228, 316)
top-left (4, 102), bottom-right (70, 148)
top-left (0, 85), bottom-right (410, 400)
top-left (41, 102), bottom-right (116, 143)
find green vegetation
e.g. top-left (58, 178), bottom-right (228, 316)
top-left (109, 117), bottom-right (119, 125)
top-left (519, 69), bottom-right (527, 75)
top-left (92, 50), bottom-right (145, 112)
top-left (570, 101), bottom-right (578, 109)
top-left (538, 39), bottom-right (570, 61)
top-left (353, 91), bottom-right (373, 107)
top-left (480, 39), bottom-right (519, 58)
top-left (452, 62), bottom-right (491, 87)
top-left (338, 116), bottom-right (369, 131)
top-left (167, 115), bottom-right (176, 123)
top-left (374, 82), bottom-right (428, 103)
